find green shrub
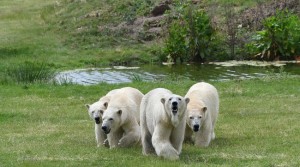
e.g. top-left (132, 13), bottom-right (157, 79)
top-left (164, 20), bottom-right (187, 63)
top-left (247, 10), bottom-right (300, 60)
top-left (6, 62), bottom-right (55, 84)
top-left (164, 1), bottom-right (215, 63)
top-left (186, 9), bottom-right (214, 62)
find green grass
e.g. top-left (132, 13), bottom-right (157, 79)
top-left (0, 76), bottom-right (299, 166)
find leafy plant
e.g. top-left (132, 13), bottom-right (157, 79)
top-left (247, 10), bottom-right (300, 60)
top-left (164, 20), bottom-right (187, 63)
top-left (164, 1), bottom-right (215, 63)
top-left (186, 8), bottom-right (214, 62)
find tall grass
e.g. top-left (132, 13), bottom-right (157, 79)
top-left (6, 62), bottom-right (55, 84)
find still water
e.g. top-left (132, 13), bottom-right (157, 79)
top-left (55, 61), bottom-right (299, 85)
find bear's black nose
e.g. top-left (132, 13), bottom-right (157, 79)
top-left (172, 101), bottom-right (178, 106)
top-left (95, 117), bottom-right (100, 124)
top-left (102, 126), bottom-right (107, 131)
top-left (193, 124), bottom-right (200, 132)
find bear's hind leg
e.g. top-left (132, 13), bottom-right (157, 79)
top-left (211, 131), bottom-right (216, 140)
top-left (142, 131), bottom-right (155, 155)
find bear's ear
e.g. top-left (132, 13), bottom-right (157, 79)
top-left (85, 104), bottom-right (90, 109)
top-left (161, 98), bottom-right (166, 104)
top-left (117, 110), bottom-right (122, 115)
top-left (103, 102), bottom-right (108, 109)
top-left (202, 107), bottom-right (207, 113)
top-left (100, 110), bottom-right (104, 114)
top-left (185, 98), bottom-right (190, 104)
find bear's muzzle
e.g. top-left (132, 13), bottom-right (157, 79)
top-left (102, 126), bottom-right (111, 134)
top-left (193, 124), bottom-right (200, 132)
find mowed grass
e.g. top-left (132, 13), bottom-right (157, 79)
top-left (0, 76), bottom-right (299, 166)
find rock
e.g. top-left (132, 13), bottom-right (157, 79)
top-left (85, 10), bottom-right (101, 18)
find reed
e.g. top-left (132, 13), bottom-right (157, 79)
top-left (6, 62), bottom-right (55, 84)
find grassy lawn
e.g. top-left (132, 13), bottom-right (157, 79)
top-left (0, 76), bottom-right (299, 166)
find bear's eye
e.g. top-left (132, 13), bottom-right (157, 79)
top-left (169, 98), bottom-right (172, 101)
top-left (109, 118), bottom-right (113, 121)
top-left (189, 116), bottom-right (193, 119)
top-left (178, 98), bottom-right (182, 101)
top-left (199, 116), bottom-right (202, 119)
top-left (92, 111), bottom-right (95, 114)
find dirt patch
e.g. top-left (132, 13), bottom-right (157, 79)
top-left (97, 0), bottom-right (300, 42)
top-left (98, 15), bottom-right (168, 42)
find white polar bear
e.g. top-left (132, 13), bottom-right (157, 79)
top-left (140, 88), bottom-right (189, 160)
top-left (185, 82), bottom-right (219, 147)
top-left (85, 89), bottom-right (119, 147)
top-left (101, 87), bottom-right (143, 148)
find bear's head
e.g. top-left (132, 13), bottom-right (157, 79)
top-left (101, 108), bottom-right (123, 134)
top-left (161, 95), bottom-right (189, 127)
top-left (85, 100), bottom-right (108, 124)
top-left (187, 105), bottom-right (207, 132)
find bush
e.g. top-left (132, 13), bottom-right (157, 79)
top-left (164, 20), bottom-right (187, 63)
top-left (186, 9), bottom-right (214, 62)
top-left (247, 10), bottom-right (300, 60)
top-left (164, 1), bottom-right (215, 63)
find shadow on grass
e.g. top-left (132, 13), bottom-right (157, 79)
top-left (0, 112), bottom-right (27, 123)
top-left (0, 47), bottom-right (31, 58)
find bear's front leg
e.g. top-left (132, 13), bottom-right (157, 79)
top-left (195, 127), bottom-right (212, 147)
top-left (170, 120), bottom-right (186, 153)
top-left (95, 123), bottom-right (107, 147)
top-left (107, 129), bottom-right (123, 149)
top-left (118, 127), bottom-right (140, 147)
top-left (152, 126), bottom-right (179, 160)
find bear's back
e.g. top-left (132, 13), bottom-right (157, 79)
top-left (109, 87), bottom-right (143, 123)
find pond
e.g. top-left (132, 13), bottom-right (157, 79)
top-left (55, 61), bottom-right (299, 85)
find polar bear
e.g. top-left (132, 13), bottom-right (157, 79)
top-left (185, 82), bottom-right (219, 147)
top-left (140, 88), bottom-right (190, 160)
top-left (85, 89), bottom-right (119, 147)
top-left (101, 87), bottom-right (143, 148)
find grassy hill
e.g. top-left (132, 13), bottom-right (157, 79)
top-left (1, 0), bottom-right (299, 73)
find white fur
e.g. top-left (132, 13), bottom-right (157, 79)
top-left (101, 87), bottom-right (143, 148)
top-left (185, 82), bottom-right (219, 147)
top-left (85, 89), bottom-right (119, 147)
top-left (140, 88), bottom-right (189, 160)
